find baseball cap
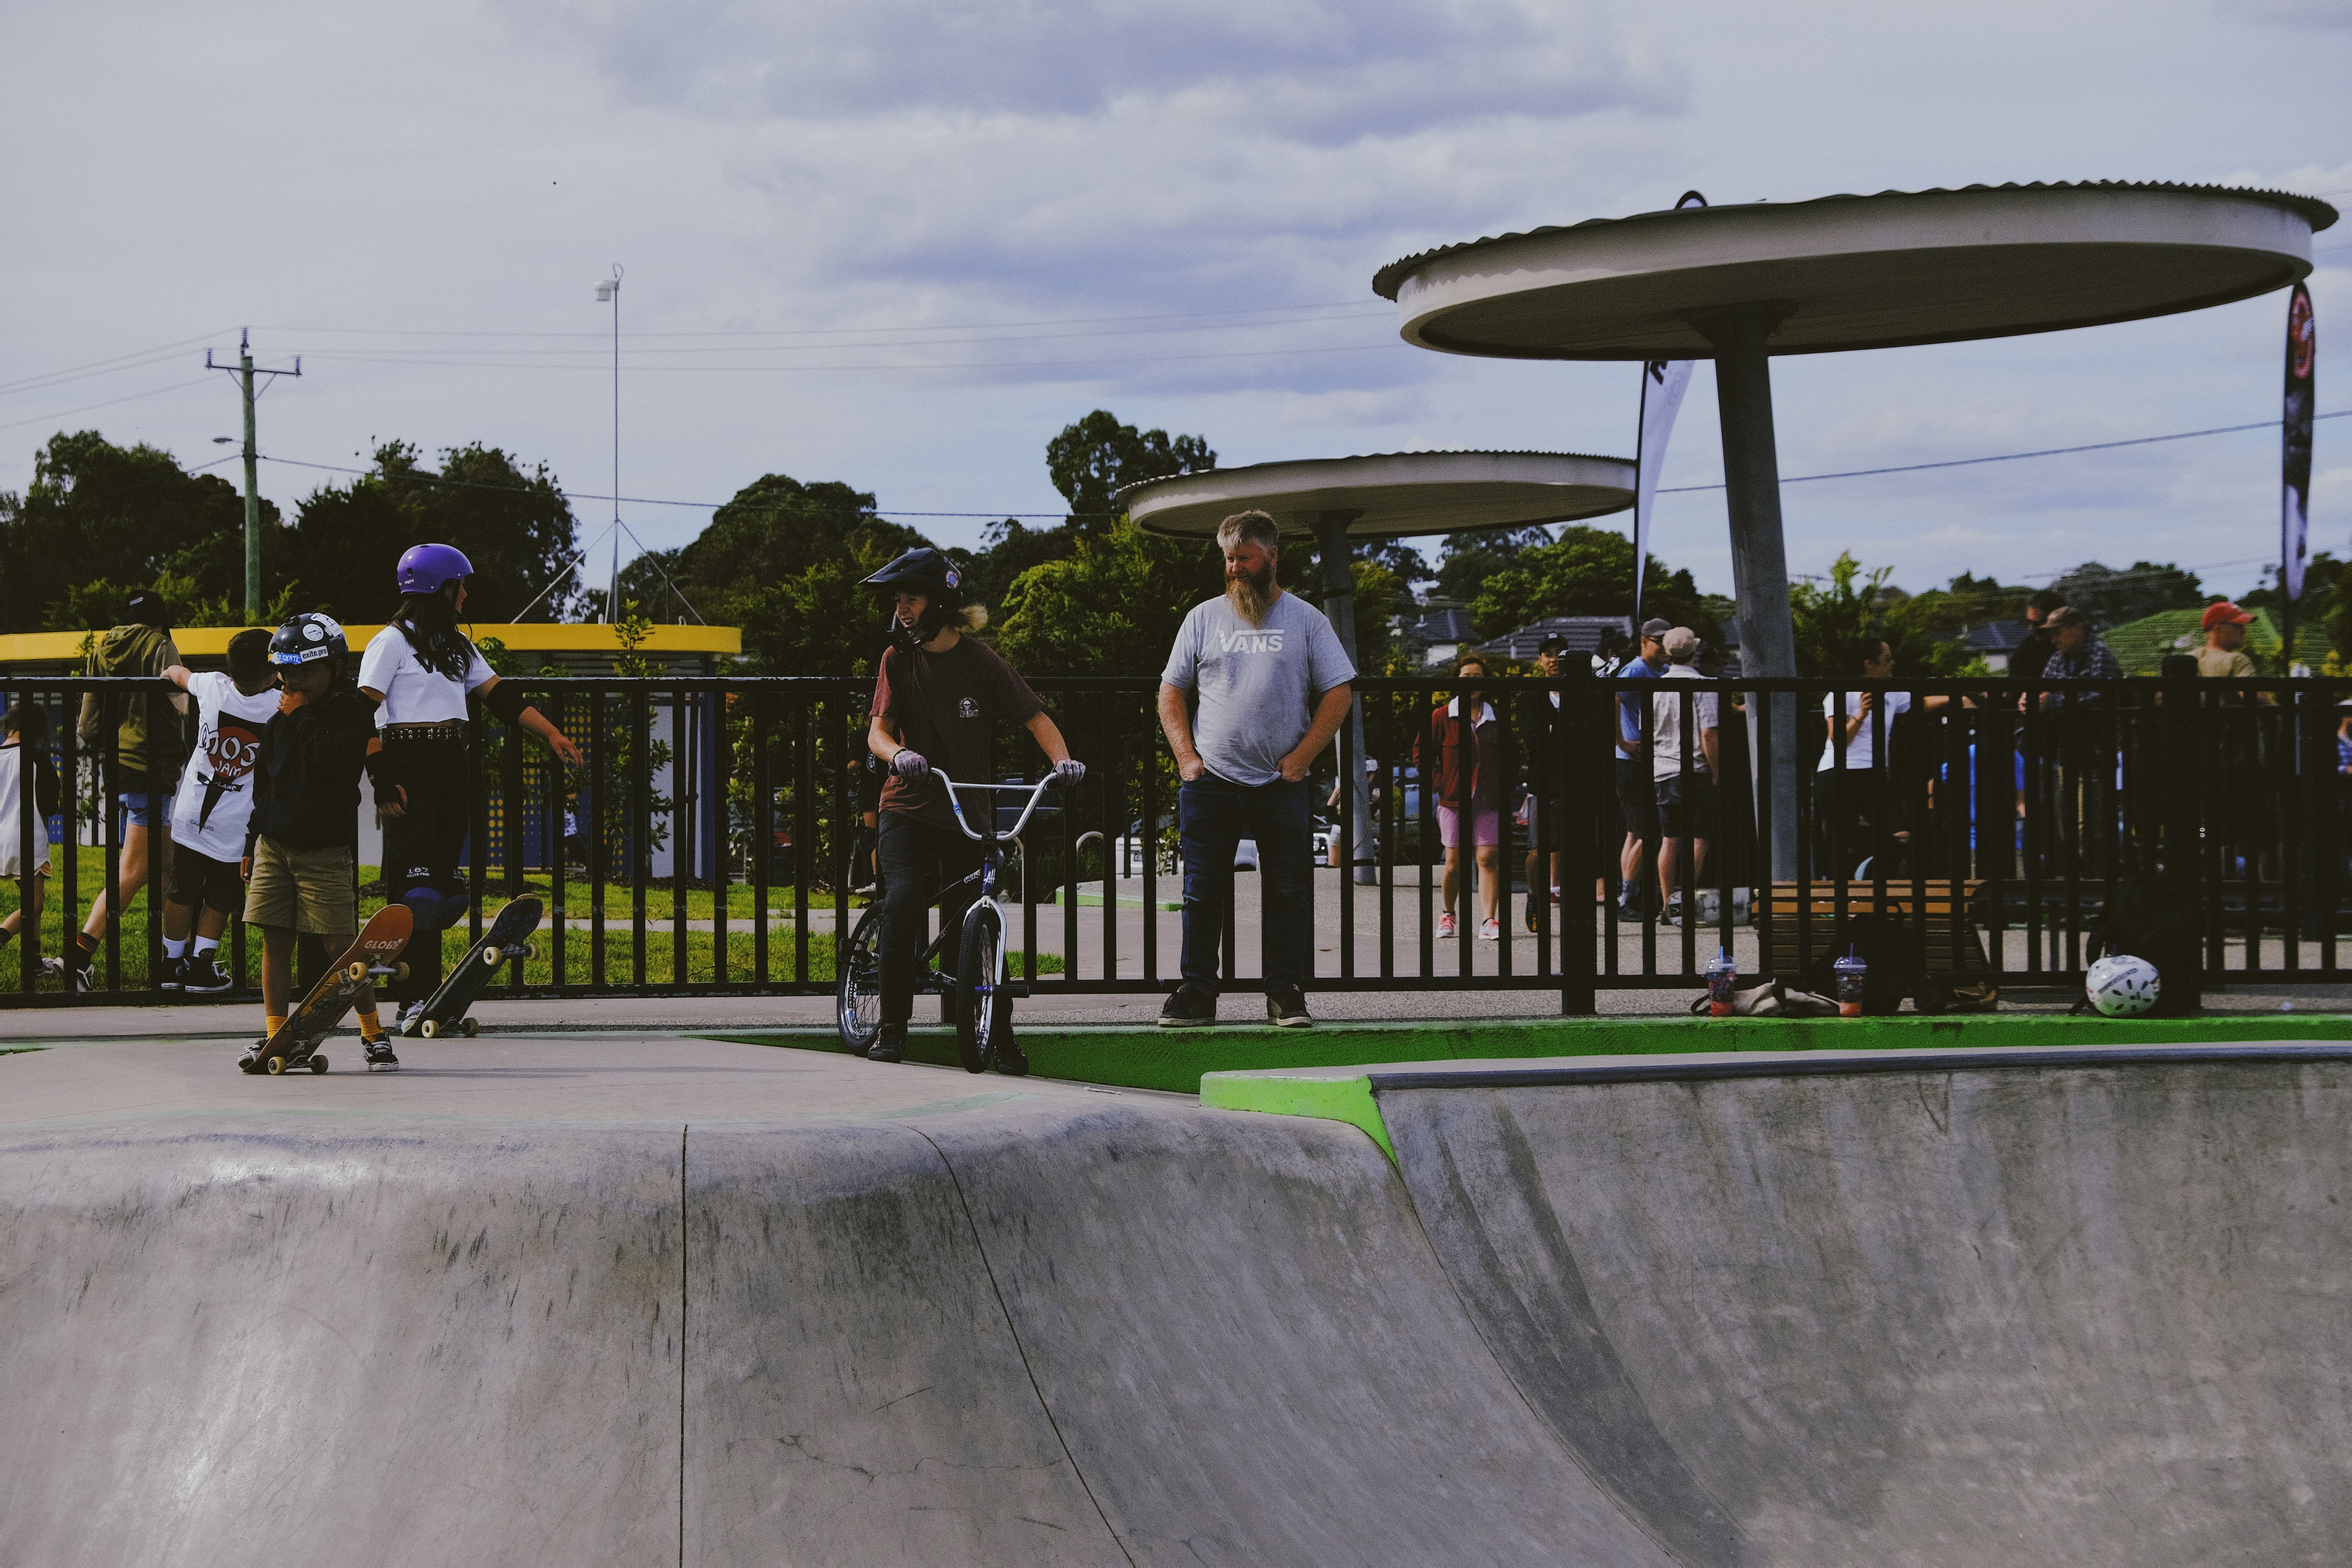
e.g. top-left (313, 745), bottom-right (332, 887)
top-left (124, 589), bottom-right (169, 628)
top-left (1662, 626), bottom-right (1701, 658)
top-left (1640, 617), bottom-right (1672, 638)
top-left (1536, 634), bottom-right (1565, 654)
top-left (2044, 606), bottom-right (2087, 629)
top-left (2200, 600), bottom-right (2255, 631)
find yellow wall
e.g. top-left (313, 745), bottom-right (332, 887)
top-left (0, 622), bottom-right (741, 664)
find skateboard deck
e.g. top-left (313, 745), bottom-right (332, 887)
top-left (404, 895), bottom-right (542, 1039)
top-left (254, 904), bottom-right (413, 1075)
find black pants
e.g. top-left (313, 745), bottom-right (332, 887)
top-left (380, 735), bottom-right (469, 1003)
top-left (876, 810), bottom-right (983, 1031)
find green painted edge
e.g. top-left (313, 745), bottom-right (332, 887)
top-left (705, 1011), bottom-right (2352, 1098)
top-left (1199, 1070), bottom-right (1393, 1161)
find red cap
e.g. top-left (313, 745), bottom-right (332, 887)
top-left (2200, 601), bottom-right (2255, 631)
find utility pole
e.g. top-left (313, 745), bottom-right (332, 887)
top-left (594, 265), bottom-right (623, 622)
top-left (206, 329), bottom-right (300, 624)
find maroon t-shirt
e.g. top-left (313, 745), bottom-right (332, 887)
top-left (872, 636), bottom-right (1044, 830)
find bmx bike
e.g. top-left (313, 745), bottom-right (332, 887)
top-left (837, 770), bottom-right (1060, 1074)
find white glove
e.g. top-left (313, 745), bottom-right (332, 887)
top-left (1052, 758), bottom-right (1086, 786)
top-left (891, 749), bottom-right (929, 779)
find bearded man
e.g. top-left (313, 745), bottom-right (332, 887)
top-left (1155, 509), bottom-right (1355, 1027)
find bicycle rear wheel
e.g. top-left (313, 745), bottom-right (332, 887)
top-left (838, 905), bottom-right (885, 1054)
top-left (955, 903), bottom-right (1008, 1075)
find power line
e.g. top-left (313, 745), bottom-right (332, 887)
top-left (288, 341), bottom-right (1400, 375)
top-left (289, 315), bottom-right (1395, 361)
top-left (0, 376), bottom-right (219, 434)
top-left (1658, 410), bottom-right (2350, 493)
top-left (0, 330), bottom-right (233, 400)
top-left (248, 299), bottom-right (1388, 342)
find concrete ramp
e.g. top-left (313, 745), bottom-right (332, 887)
top-left (0, 1038), bottom-right (1674, 1565)
top-left (1368, 1048), bottom-right (2352, 1566)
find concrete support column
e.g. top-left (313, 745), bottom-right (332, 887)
top-left (1694, 302), bottom-right (1801, 882)
top-left (1313, 510), bottom-right (1377, 885)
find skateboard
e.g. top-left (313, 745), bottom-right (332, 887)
top-left (250, 904), bottom-right (413, 1075)
top-left (403, 895), bottom-right (542, 1039)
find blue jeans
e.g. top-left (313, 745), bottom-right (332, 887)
top-left (1178, 773), bottom-right (1311, 997)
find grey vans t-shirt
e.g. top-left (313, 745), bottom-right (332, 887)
top-left (1161, 591), bottom-right (1357, 786)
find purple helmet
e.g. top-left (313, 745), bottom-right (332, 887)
top-left (397, 542), bottom-right (473, 595)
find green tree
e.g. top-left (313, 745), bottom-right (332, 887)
top-left (1467, 524), bottom-right (1714, 640)
top-left (1044, 410), bottom-right (1215, 537)
top-left (0, 430), bottom-right (287, 633)
top-left (1790, 552), bottom-right (1983, 677)
top-left (2048, 559), bottom-right (2205, 630)
top-left (1434, 525), bottom-right (1551, 608)
top-left (617, 472), bottom-right (927, 628)
top-left (283, 441), bottom-right (578, 624)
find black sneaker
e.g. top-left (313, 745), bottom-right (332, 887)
top-left (866, 1028), bottom-right (906, 1064)
top-left (992, 1034), bottom-right (1030, 1077)
top-left (180, 955), bottom-right (233, 995)
top-left (1158, 986), bottom-right (1217, 1027)
top-left (67, 956), bottom-right (95, 994)
top-left (363, 1037), bottom-right (401, 1072)
top-left (158, 955), bottom-right (185, 992)
top-left (1266, 987), bottom-right (1312, 1028)
top-left (238, 1039), bottom-right (270, 1074)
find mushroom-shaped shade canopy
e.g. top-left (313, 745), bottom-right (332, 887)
top-left (1374, 181), bottom-right (2337, 361)
top-left (1119, 450), bottom-right (1636, 542)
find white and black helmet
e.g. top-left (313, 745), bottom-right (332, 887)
top-left (268, 612), bottom-right (349, 666)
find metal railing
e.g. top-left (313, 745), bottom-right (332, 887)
top-left (4, 671), bottom-right (2344, 1012)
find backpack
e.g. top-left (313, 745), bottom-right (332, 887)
top-left (2084, 875), bottom-right (2203, 1017)
top-left (1801, 913), bottom-right (1920, 1016)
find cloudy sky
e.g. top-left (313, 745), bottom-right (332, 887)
top-left (4, 0), bottom-right (2347, 609)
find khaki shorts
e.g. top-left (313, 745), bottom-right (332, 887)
top-left (243, 838), bottom-right (356, 936)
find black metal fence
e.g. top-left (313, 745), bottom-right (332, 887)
top-left (5, 671), bottom-right (2345, 1013)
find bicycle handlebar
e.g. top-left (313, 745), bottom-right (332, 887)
top-left (929, 770), bottom-right (1062, 844)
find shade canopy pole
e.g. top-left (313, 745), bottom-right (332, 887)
top-left (1693, 302), bottom-right (1801, 882)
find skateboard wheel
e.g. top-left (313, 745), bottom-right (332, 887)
top-left (266, 1056), bottom-right (287, 1075)
top-left (521, 944), bottom-right (540, 963)
top-left (309, 1055), bottom-right (329, 1073)
top-left (420, 1019), bottom-right (439, 1039)
top-left (392, 963), bottom-right (409, 982)
top-left (459, 1017), bottom-right (479, 1038)
top-left (346, 961), bottom-right (368, 983)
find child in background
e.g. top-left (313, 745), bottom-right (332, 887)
top-left (158, 628), bottom-right (280, 995)
top-left (0, 703), bottom-right (65, 975)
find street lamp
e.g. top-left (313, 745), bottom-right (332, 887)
top-left (594, 265), bottom-right (623, 622)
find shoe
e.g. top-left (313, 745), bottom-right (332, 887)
top-left (180, 955), bottom-right (234, 995)
top-left (992, 1035), bottom-right (1031, 1076)
top-left (1265, 987), bottom-right (1312, 1028)
top-left (1478, 918), bottom-right (1501, 942)
top-left (1438, 913), bottom-right (1457, 938)
top-left (1662, 899), bottom-right (1685, 926)
top-left (866, 1028), bottom-right (906, 1063)
top-left (363, 1037), bottom-right (401, 1072)
top-left (37, 956), bottom-right (64, 978)
top-left (1158, 986), bottom-right (1218, 1027)
top-left (67, 957), bottom-right (95, 994)
top-left (396, 1000), bottom-right (430, 1036)
top-left (1524, 905), bottom-right (1539, 934)
top-left (158, 955), bottom-right (185, 992)
top-left (238, 1039), bottom-right (270, 1074)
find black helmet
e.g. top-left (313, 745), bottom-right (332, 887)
top-left (268, 612), bottom-right (349, 668)
top-left (861, 548), bottom-right (965, 651)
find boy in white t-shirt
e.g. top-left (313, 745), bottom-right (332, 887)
top-left (159, 628), bottom-right (281, 995)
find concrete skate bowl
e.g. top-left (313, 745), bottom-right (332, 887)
top-left (5, 1038), bottom-right (2350, 1564)
top-left (1374, 1046), bottom-right (2352, 1566)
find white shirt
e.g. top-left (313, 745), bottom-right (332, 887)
top-left (359, 625), bottom-right (495, 726)
top-left (1818, 689), bottom-right (1912, 772)
top-left (169, 672), bottom-right (283, 861)
top-left (1651, 665), bottom-right (1720, 781)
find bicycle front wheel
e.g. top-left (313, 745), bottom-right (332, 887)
top-left (955, 902), bottom-right (1008, 1075)
top-left (838, 905), bottom-right (885, 1055)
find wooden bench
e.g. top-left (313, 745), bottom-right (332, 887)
top-left (1761, 879), bottom-right (1991, 977)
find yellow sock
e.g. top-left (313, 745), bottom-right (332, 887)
top-left (356, 1005), bottom-right (383, 1042)
top-left (264, 1014), bottom-right (287, 1038)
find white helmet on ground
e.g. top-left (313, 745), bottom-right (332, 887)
top-left (2086, 953), bottom-right (2161, 1017)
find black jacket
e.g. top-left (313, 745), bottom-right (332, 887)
top-left (246, 688), bottom-right (378, 855)
top-left (1517, 689), bottom-right (1566, 798)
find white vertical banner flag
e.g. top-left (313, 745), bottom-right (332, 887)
top-left (1632, 358), bottom-right (1694, 622)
